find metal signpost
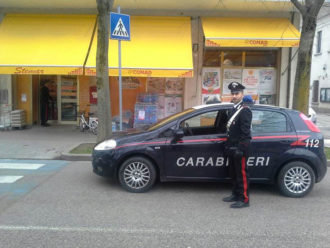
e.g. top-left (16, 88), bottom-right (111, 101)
top-left (110, 7), bottom-right (130, 131)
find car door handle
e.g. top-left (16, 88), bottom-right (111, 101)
top-left (279, 140), bottom-right (291, 144)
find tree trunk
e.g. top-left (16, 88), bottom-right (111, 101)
top-left (292, 15), bottom-right (317, 115)
top-left (96, 0), bottom-right (113, 142)
top-left (291, 0), bottom-right (325, 115)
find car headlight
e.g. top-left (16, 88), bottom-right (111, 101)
top-left (94, 139), bottom-right (117, 151)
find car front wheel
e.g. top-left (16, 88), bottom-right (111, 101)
top-left (118, 156), bottom-right (157, 193)
top-left (277, 161), bottom-right (315, 198)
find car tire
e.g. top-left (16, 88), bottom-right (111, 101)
top-left (118, 156), bottom-right (157, 193)
top-left (277, 161), bottom-right (315, 198)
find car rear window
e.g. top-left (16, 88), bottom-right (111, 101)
top-left (252, 110), bottom-right (287, 133)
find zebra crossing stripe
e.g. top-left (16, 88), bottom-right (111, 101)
top-left (0, 163), bottom-right (45, 170)
top-left (0, 176), bottom-right (23, 183)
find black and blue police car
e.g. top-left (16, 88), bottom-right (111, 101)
top-left (92, 103), bottom-right (327, 197)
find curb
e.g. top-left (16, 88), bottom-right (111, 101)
top-left (60, 152), bottom-right (92, 161)
top-left (59, 142), bottom-right (93, 161)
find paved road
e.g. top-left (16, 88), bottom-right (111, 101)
top-left (0, 160), bottom-right (329, 248)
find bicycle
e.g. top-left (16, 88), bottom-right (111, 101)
top-left (79, 112), bottom-right (98, 135)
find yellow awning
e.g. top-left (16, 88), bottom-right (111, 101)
top-left (0, 14), bottom-right (96, 75)
top-left (202, 17), bottom-right (300, 48)
top-left (85, 16), bottom-right (193, 78)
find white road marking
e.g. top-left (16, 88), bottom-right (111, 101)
top-left (0, 163), bottom-right (45, 170)
top-left (0, 225), bottom-right (216, 236)
top-left (0, 176), bottom-right (23, 183)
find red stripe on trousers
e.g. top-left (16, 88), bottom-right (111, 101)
top-left (241, 156), bottom-right (249, 203)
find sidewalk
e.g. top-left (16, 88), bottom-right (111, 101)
top-left (0, 124), bottom-right (96, 160)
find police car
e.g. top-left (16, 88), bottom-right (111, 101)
top-left (92, 103), bottom-right (327, 198)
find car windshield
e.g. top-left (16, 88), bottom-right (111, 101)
top-left (147, 108), bottom-right (195, 131)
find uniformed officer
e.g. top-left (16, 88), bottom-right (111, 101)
top-left (223, 82), bottom-right (252, 208)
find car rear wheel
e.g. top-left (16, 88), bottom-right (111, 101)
top-left (118, 156), bottom-right (157, 193)
top-left (277, 161), bottom-right (315, 198)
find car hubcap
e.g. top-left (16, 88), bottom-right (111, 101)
top-left (284, 167), bottom-right (311, 194)
top-left (124, 162), bottom-right (150, 189)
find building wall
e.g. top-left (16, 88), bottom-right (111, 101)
top-left (310, 9), bottom-right (330, 113)
top-left (185, 14), bottom-right (300, 109)
top-left (14, 75), bottom-right (33, 125)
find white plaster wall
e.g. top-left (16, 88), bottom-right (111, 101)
top-left (310, 9), bottom-right (330, 112)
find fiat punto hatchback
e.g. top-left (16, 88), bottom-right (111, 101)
top-left (92, 103), bottom-right (327, 198)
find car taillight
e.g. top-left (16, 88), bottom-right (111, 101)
top-left (299, 113), bottom-right (320, 132)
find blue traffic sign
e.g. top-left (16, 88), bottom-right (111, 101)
top-left (110, 12), bottom-right (130, 41)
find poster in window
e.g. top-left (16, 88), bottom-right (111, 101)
top-left (89, 86), bottom-right (97, 104)
top-left (242, 69), bottom-right (259, 95)
top-left (122, 77), bottom-right (141, 89)
top-left (259, 69), bottom-right (276, 95)
top-left (202, 94), bottom-right (221, 105)
top-left (223, 69), bottom-right (242, 95)
top-left (165, 78), bottom-right (184, 95)
top-left (202, 67), bottom-right (221, 94)
top-left (259, 95), bottom-right (274, 105)
top-left (165, 95), bottom-right (182, 117)
top-left (147, 78), bottom-right (165, 93)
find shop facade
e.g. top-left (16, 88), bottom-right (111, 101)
top-left (0, 12), bottom-right (301, 128)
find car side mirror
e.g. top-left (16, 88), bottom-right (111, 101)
top-left (174, 129), bottom-right (184, 138)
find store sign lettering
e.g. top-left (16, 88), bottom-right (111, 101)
top-left (130, 70), bottom-right (152, 75)
top-left (206, 40), bottom-right (220, 47)
top-left (14, 67), bottom-right (44, 74)
top-left (68, 68), bottom-right (83, 75)
top-left (179, 71), bottom-right (193, 78)
top-left (85, 68), bottom-right (96, 76)
top-left (246, 40), bottom-right (268, 46)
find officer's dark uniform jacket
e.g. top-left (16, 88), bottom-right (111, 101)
top-left (226, 100), bottom-right (252, 151)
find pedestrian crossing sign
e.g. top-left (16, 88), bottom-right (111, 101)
top-left (110, 12), bottom-right (130, 41)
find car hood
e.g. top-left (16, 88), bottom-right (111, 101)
top-left (106, 127), bottom-right (153, 145)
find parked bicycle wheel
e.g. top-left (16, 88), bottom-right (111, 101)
top-left (79, 118), bottom-right (85, 132)
top-left (90, 120), bottom-right (98, 135)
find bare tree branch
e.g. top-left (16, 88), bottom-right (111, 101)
top-left (291, 0), bottom-right (307, 15)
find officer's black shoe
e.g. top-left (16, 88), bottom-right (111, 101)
top-left (222, 195), bottom-right (239, 202)
top-left (230, 201), bottom-right (249, 208)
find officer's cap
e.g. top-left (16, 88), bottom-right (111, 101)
top-left (228, 82), bottom-right (245, 94)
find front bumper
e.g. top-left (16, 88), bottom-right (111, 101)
top-left (92, 150), bottom-right (117, 178)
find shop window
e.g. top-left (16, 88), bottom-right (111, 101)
top-left (316, 31), bottom-right (322, 54)
top-left (223, 51), bottom-right (242, 66)
top-left (203, 50), bottom-right (221, 67)
top-left (320, 88), bottom-right (330, 102)
top-left (245, 50), bottom-right (277, 67)
top-left (251, 110), bottom-right (287, 133)
top-left (312, 81), bottom-right (319, 103)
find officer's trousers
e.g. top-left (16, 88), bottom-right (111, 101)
top-left (228, 150), bottom-right (249, 203)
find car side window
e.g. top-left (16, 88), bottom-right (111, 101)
top-left (180, 111), bottom-right (218, 128)
top-left (252, 110), bottom-right (287, 133)
top-left (179, 111), bottom-right (219, 136)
